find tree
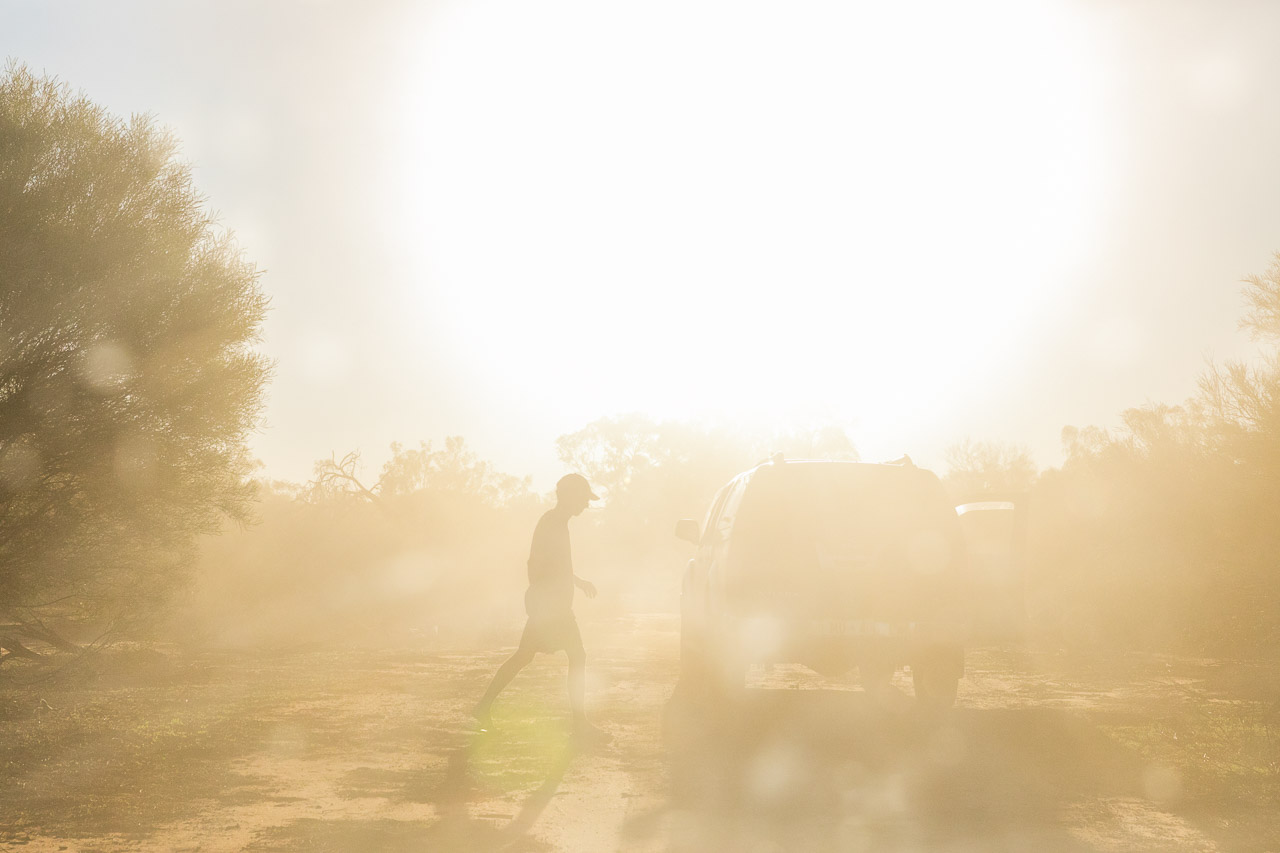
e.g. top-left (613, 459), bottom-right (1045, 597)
top-left (182, 440), bottom-right (537, 648)
top-left (943, 438), bottom-right (1036, 499)
top-left (0, 66), bottom-right (270, 657)
top-left (377, 437), bottom-right (531, 505)
top-left (1241, 252), bottom-right (1280, 343)
top-left (309, 438), bottom-right (532, 508)
top-left (1198, 252), bottom-right (1280, 465)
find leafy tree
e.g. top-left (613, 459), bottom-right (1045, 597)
top-left (1199, 252), bottom-right (1280, 464)
top-left (377, 437), bottom-right (531, 505)
top-left (943, 438), bottom-right (1036, 500)
top-left (308, 438), bottom-right (535, 550)
top-left (309, 438), bottom-right (532, 508)
top-left (183, 440), bottom-right (536, 648)
top-left (0, 66), bottom-right (269, 657)
top-left (1241, 252), bottom-right (1280, 342)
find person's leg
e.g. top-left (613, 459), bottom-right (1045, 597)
top-left (566, 633), bottom-right (587, 726)
top-left (564, 625), bottom-right (607, 742)
top-left (474, 644), bottom-right (535, 722)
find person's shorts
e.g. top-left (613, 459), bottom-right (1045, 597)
top-left (518, 610), bottom-right (582, 655)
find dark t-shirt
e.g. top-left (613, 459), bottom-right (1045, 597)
top-left (525, 508), bottom-right (574, 616)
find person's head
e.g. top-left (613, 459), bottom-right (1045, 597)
top-left (555, 473), bottom-right (598, 516)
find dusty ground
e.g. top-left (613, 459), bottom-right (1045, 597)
top-left (2, 614), bottom-right (1278, 852)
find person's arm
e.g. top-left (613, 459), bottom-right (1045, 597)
top-left (573, 575), bottom-right (597, 599)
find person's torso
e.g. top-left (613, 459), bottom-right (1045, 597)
top-left (526, 509), bottom-right (573, 614)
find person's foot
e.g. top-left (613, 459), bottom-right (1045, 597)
top-left (571, 720), bottom-right (611, 746)
top-left (471, 704), bottom-right (496, 733)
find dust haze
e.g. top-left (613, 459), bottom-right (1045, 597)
top-left (5, 2), bottom-right (1280, 851)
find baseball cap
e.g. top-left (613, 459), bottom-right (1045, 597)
top-left (556, 473), bottom-right (599, 501)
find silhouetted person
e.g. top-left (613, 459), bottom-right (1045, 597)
top-left (473, 473), bottom-right (608, 743)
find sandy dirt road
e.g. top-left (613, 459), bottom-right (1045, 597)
top-left (3, 613), bottom-right (1277, 851)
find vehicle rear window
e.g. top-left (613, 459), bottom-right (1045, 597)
top-left (732, 464), bottom-right (956, 575)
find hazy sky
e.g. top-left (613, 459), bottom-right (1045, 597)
top-left (6, 0), bottom-right (1280, 489)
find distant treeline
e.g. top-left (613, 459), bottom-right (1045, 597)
top-left (181, 423), bottom-right (859, 646)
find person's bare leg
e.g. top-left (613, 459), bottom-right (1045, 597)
top-left (566, 638), bottom-right (608, 743)
top-left (567, 641), bottom-right (587, 726)
top-left (474, 646), bottom-right (535, 726)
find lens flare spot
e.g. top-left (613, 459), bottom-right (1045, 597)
top-left (83, 341), bottom-right (135, 392)
top-left (738, 616), bottom-right (784, 660)
top-left (747, 740), bottom-right (805, 804)
top-left (1143, 763), bottom-right (1182, 802)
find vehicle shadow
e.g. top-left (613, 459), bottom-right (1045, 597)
top-left (652, 686), bottom-right (1146, 852)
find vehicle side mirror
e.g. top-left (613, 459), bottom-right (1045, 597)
top-left (674, 519), bottom-right (701, 545)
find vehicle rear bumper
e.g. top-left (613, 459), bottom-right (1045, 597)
top-left (804, 617), bottom-right (967, 642)
top-left (720, 613), bottom-right (968, 663)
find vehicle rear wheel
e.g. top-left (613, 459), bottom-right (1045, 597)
top-left (667, 623), bottom-right (713, 741)
top-left (707, 648), bottom-right (747, 704)
top-left (676, 627), bottom-right (744, 710)
top-left (859, 658), bottom-right (896, 704)
top-left (912, 660), bottom-right (959, 713)
top-left (678, 625), bottom-right (704, 683)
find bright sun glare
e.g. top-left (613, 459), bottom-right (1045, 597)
top-left (389, 0), bottom-right (1105, 451)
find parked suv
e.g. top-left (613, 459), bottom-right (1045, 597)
top-left (674, 456), bottom-right (970, 710)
